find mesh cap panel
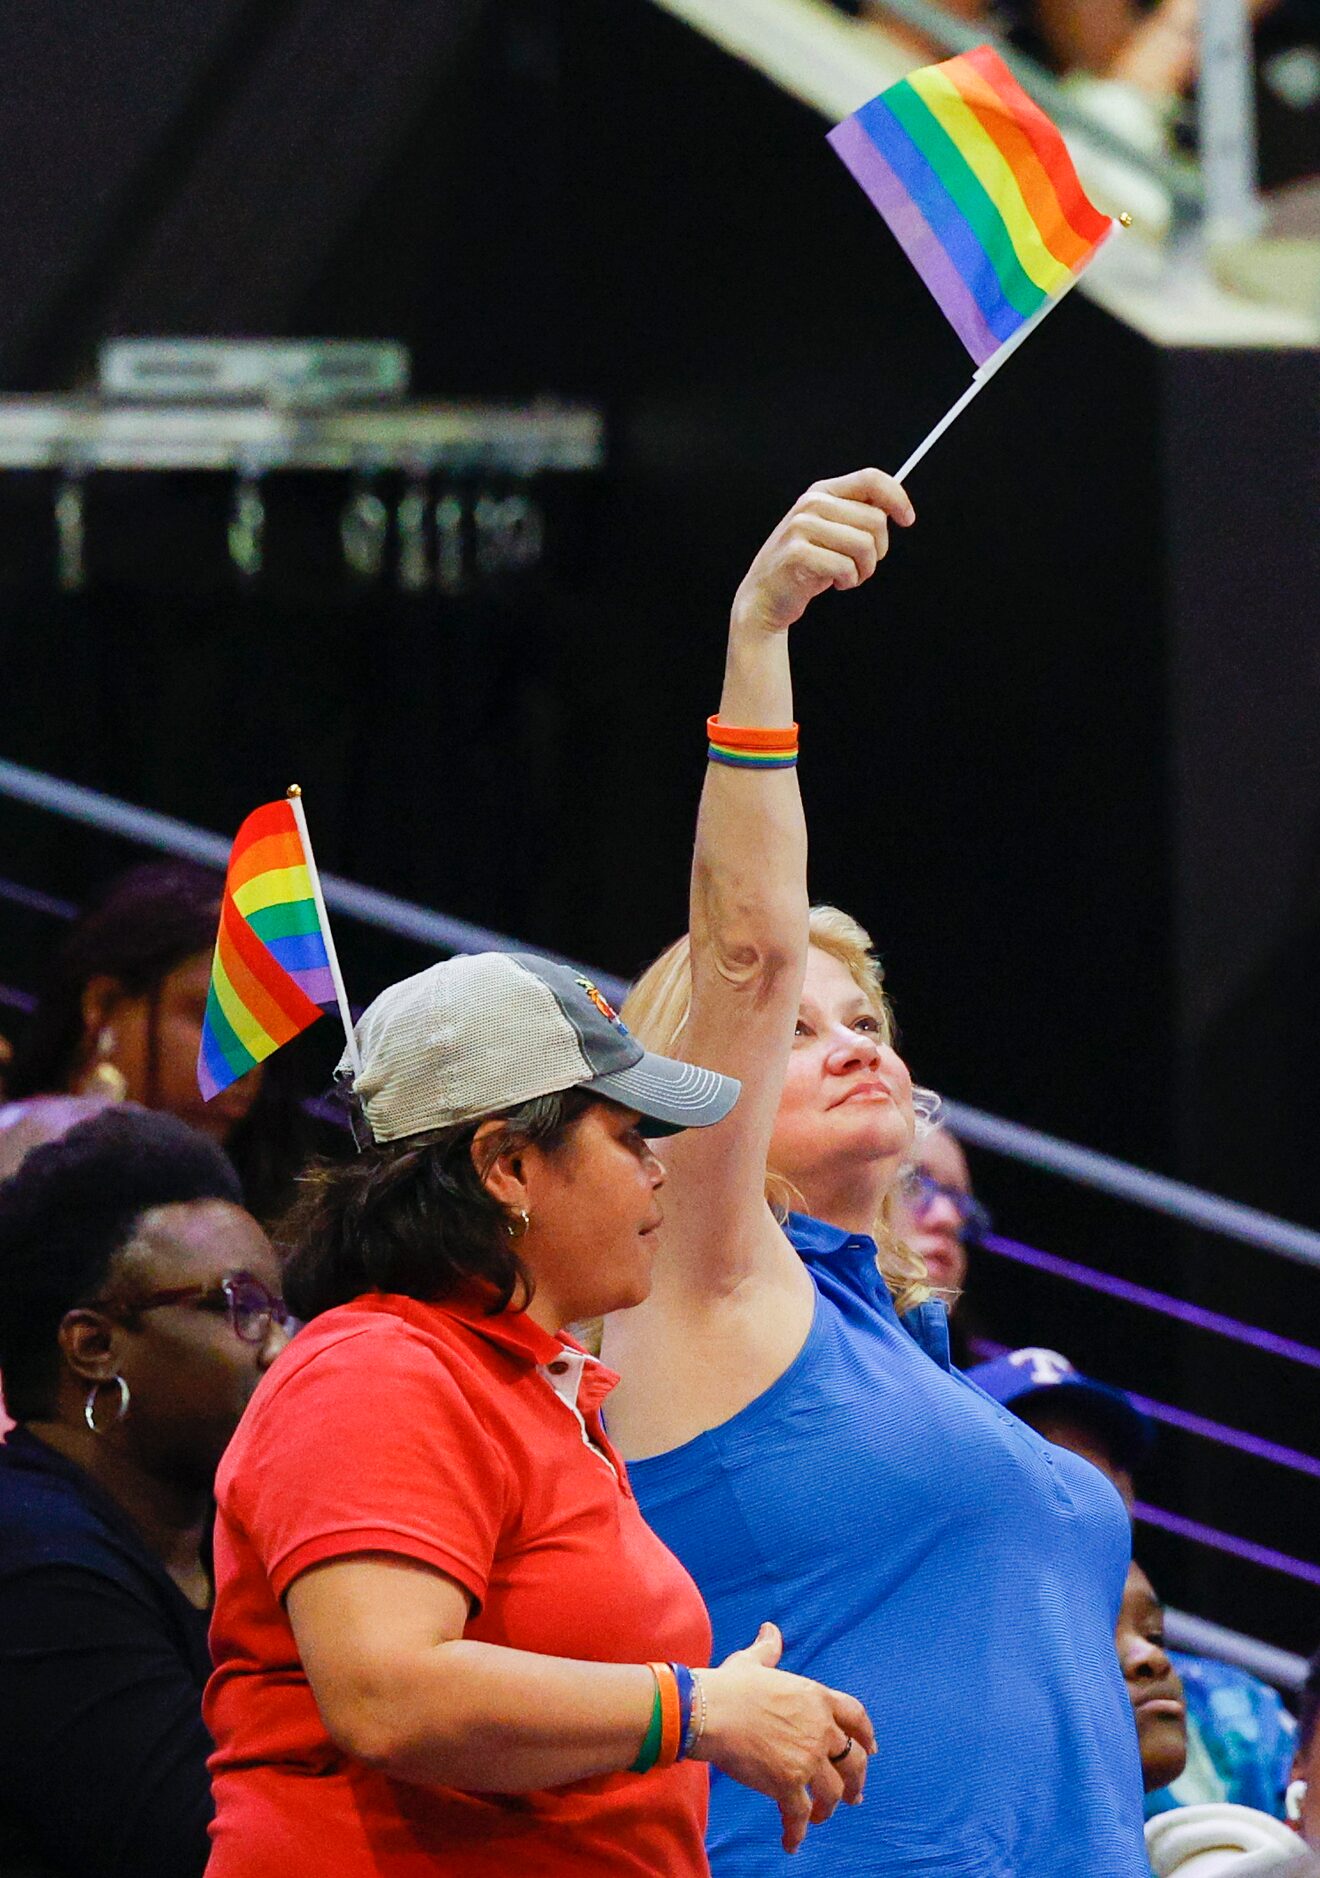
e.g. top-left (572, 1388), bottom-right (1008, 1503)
top-left (345, 954), bottom-right (595, 1142)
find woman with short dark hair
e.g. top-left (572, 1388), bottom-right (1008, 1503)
top-left (0, 1107), bottom-right (288, 1878)
top-left (205, 951), bottom-right (875, 1877)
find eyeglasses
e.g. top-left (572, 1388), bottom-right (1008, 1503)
top-left (100, 1270), bottom-right (289, 1345)
top-left (897, 1168), bottom-right (992, 1245)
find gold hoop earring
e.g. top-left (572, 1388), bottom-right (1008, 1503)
top-left (84, 1376), bottom-right (131, 1434)
top-left (80, 1027), bottom-right (128, 1103)
top-left (507, 1208), bottom-right (531, 1240)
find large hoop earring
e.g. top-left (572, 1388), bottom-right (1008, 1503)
top-left (80, 1027), bottom-right (128, 1103)
top-left (84, 1376), bottom-right (130, 1435)
top-left (507, 1208), bottom-right (531, 1240)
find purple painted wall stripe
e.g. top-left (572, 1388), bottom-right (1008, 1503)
top-left (979, 1231), bottom-right (1320, 1371)
top-left (1135, 1502), bottom-right (1320, 1587)
top-left (970, 1337), bottom-right (1320, 1480)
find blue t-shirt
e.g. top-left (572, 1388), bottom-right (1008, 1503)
top-left (629, 1214), bottom-right (1147, 1877)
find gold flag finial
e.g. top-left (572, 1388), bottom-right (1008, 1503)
top-left (286, 783), bottom-right (302, 799)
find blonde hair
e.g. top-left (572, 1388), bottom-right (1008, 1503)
top-left (623, 904), bottom-right (933, 1315)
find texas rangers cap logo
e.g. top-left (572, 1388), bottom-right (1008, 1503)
top-left (1009, 1348), bottom-right (1075, 1388)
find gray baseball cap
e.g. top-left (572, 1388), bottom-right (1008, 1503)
top-left (340, 951), bottom-right (740, 1144)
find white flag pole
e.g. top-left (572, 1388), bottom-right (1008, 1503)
top-left (286, 784), bottom-right (362, 1081)
top-left (1198, 0), bottom-right (1264, 242)
top-left (893, 216), bottom-right (1127, 485)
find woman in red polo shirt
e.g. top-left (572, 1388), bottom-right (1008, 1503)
top-left (204, 951), bottom-right (872, 1877)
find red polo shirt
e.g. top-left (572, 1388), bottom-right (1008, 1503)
top-left (205, 1291), bottom-right (712, 1877)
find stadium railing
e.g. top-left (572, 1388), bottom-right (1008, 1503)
top-left (0, 755), bottom-right (1312, 1694)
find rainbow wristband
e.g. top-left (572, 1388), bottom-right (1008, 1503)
top-left (629, 1668), bottom-right (664, 1774)
top-left (707, 714), bottom-right (799, 771)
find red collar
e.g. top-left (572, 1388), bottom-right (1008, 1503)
top-left (427, 1288), bottom-right (618, 1388)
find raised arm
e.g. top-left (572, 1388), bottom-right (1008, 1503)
top-left (603, 472), bottom-right (912, 1455)
top-left (644, 470), bottom-right (913, 1294)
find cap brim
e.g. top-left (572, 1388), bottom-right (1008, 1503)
top-left (1017, 1380), bottom-right (1153, 1471)
top-left (585, 1050), bottom-right (740, 1136)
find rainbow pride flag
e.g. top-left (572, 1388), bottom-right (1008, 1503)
top-left (828, 44), bottom-right (1111, 367)
top-left (197, 799), bottom-right (335, 1100)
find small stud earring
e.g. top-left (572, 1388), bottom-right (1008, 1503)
top-left (507, 1208), bottom-right (531, 1240)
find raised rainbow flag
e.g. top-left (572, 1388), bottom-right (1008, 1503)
top-left (828, 44), bottom-right (1111, 367)
top-left (197, 797), bottom-right (336, 1100)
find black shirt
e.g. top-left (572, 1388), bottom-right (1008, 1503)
top-left (0, 1428), bottom-right (213, 1878)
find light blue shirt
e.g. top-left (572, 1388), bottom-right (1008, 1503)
top-left (629, 1213), bottom-right (1148, 1876)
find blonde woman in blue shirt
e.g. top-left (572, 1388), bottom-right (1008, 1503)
top-left (603, 468), bottom-right (1148, 1876)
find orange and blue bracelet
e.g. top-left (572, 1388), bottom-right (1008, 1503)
top-left (630, 1662), bottom-right (700, 1772)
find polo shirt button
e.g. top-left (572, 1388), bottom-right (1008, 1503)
top-left (548, 1360), bottom-right (570, 1375)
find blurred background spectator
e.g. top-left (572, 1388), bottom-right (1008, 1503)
top-left (892, 1123), bottom-right (995, 1366)
top-left (1287, 1649), bottom-right (1320, 1851)
top-left (3, 862), bottom-right (329, 1222)
top-left (966, 1346), bottom-right (1151, 1507)
top-left (847, 0), bottom-right (1319, 187)
top-left (970, 1348), bottom-right (1300, 1822)
top-left (1118, 1559), bottom-right (1190, 1794)
top-left (0, 1107), bottom-right (288, 1878)
top-left (0, 1092), bottom-right (122, 1437)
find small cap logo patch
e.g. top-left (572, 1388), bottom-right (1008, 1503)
top-left (1009, 1348), bottom-right (1074, 1388)
top-left (576, 976), bottom-right (629, 1033)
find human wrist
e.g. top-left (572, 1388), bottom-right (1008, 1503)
top-left (685, 1664), bottom-right (728, 1764)
top-left (729, 589), bottom-right (791, 643)
top-left (719, 624), bottom-right (794, 730)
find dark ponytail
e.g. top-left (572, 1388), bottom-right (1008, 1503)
top-left (280, 1088), bottom-right (595, 1321)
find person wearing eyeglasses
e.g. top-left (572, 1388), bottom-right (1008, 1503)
top-left (0, 1106), bottom-right (289, 1878)
top-left (891, 1126), bottom-right (989, 1299)
top-left (891, 1129), bottom-right (995, 1369)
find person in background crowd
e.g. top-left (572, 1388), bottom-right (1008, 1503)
top-left (1146, 1799), bottom-right (1317, 1874)
top-left (972, 1347), bottom-right (1299, 1822)
top-left (890, 1124), bottom-right (991, 1366)
top-left (966, 1346), bottom-right (1151, 1510)
top-left (0, 1092), bottom-right (119, 1184)
top-left (847, 0), bottom-right (1318, 192)
top-left (1117, 1561), bottom-right (1189, 1794)
top-left (4, 861), bottom-right (321, 1221)
top-left (607, 471), bottom-right (1146, 1876)
top-left (206, 953), bottom-right (874, 1878)
top-left (1284, 1649), bottom-right (1320, 1854)
top-left (0, 1107), bottom-right (288, 1878)
top-left (0, 1093), bottom-right (120, 1437)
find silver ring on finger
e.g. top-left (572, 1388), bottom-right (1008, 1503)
top-left (828, 1736), bottom-right (854, 1766)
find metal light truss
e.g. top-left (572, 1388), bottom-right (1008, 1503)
top-left (0, 399), bottom-right (605, 475)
